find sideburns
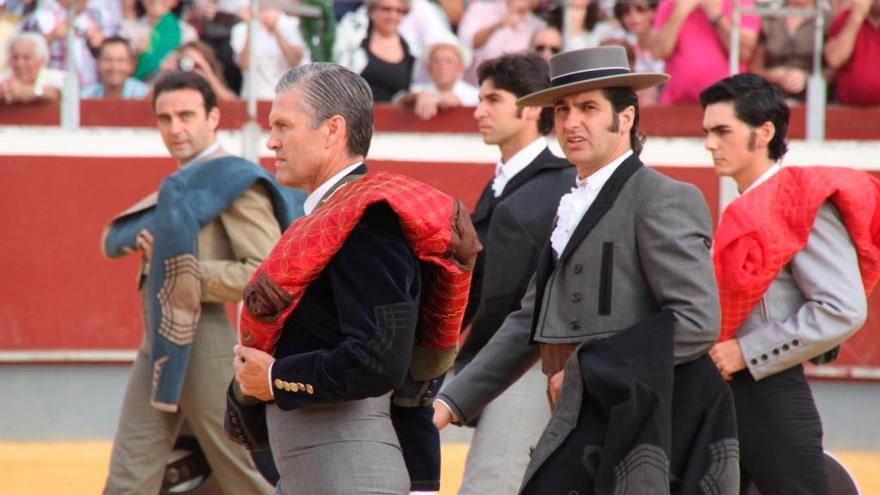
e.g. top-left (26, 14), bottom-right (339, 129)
top-left (747, 129), bottom-right (757, 151)
top-left (607, 111), bottom-right (620, 133)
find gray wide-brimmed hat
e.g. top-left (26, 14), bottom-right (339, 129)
top-left (517, 46), bottom-right (669, 107)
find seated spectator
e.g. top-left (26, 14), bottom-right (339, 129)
top-left (547, 0), bottom-right (624, 50)
top-left (119, 0), bottom-right (197, 81)
top-left (457, 0), bottom-right (545, 83)
top-left (751, 0), bottom-right (820, 99)
top-left (824, 0), bottom-right (880, 105)
top-left (649, 0), bottom-right (760, 103)
top-left (334, 0), bottom-right (416, 102)
top-left (81, 35), bottom-right (149, 98)
top-left (23, 0), bottom-right (104, 86)
top-left (158, 39), bottom-right (238, 100)
top-left (0, 31), bottom-right (63, 104)
top-left (395, 36), bottom-right (477, 119)
top-left (231, 5), bottom-right (309, 100)
top-left (529, 25), bottom-right (563, 60)
top-left (611, 0), bottom-right (663, 104)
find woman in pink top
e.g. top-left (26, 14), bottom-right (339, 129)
top-left (649, 0), bottom-right (760, 103)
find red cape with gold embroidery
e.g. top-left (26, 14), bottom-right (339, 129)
top-left (240, 172), bottom-right (478, 355)
top-left (714, 166), bottom-right (880, 341)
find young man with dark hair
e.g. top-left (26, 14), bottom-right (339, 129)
top-left (703, 73), bottom-right (877, 494)
top-left (440, 52), bottom-right (574, 495)
top-left (101, 71), bottom-right (300, 494)
top-left (81, 36), bottom-right (149, 99)
top-left (436, 46), bottom-right (736, 493)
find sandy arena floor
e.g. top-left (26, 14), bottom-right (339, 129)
top-left (1, 442), bottom-right (877, 494)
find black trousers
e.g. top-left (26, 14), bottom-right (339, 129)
top-left (730, 364), bottom-right (827, 495)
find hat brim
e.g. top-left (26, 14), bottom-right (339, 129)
top-left (517, 72), bottom-right (669, 107)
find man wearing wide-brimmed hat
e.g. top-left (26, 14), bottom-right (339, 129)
top-left (435, 46), bottom-right (739, 492)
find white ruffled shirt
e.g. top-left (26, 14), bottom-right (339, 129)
top-left (550, 150), bottom-right (632, 257)
top-left (491, 137), bottom-right (546, 198)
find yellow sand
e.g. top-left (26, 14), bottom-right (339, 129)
top-left (1, 441), bottom-right (877, 494)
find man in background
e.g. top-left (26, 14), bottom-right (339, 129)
top-left (81, 36), bottom-right (149, 98)
top-left (101, 71), bottom-right (297, 494)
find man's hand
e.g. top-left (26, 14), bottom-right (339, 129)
top-left (413, 92), bottom-right (439, 120)
top-left (709, 339), bottom-right (746, 380)
top-left (233, 344), bottom-right (276, 401)
top-left (432, 401), bottom-right (455, 430)
top-left (548, 369), bottom-right (564, 407)
top-left (259, 8), bottom-right (282, 33)
top-left (136, 228), bottom-right (154, 260)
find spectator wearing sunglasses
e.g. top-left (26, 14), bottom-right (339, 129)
top-left (530, 25), bottom-right (563, 60)
top-left (610, 0), bottom-right (663, 103)
top-left (335, 0), bottom-right (416, 102)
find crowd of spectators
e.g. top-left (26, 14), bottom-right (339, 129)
top-left (0, 0), bottom-right (878, 111)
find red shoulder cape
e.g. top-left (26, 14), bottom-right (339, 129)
top-left (714, 166), bottom-right (880, 341)
top-left (240, 172), bottom-right (479, 354)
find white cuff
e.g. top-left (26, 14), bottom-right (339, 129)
top-left (267, 362), bottom-right (275, 398)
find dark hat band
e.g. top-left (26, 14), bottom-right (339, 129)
top-left (551, 67), bottom-right (631, 87)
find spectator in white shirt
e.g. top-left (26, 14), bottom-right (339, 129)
top-left (396, 36), bottom-right (478, 119)
top-left (0, 30), bottom-right (64, 104)
top-left (231, 6), bottom-right (309, 100)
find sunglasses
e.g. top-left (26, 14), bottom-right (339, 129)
top-left (375, 5), bottom-right (408, 14)
top-left (614, 3), bottom-right (651, 16)
top-left (533, 44), bottom-right (561, 54)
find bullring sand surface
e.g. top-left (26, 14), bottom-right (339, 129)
top-left (1, 442), bottom-right (878, 494)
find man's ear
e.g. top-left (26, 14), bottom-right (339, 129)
top-left (206, 106), bottom-right (221, 131)
top-left (323, 114), bottom-right (347, 149)
top-left (756, 121), bottom-right (776, 150)
top-left (521, 105), bottom-right (542, 123)
top-left (618, 105), bottom-right (635, 135)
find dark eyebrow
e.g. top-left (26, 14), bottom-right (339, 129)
top-left (704, 124), bottom-right (730, 133)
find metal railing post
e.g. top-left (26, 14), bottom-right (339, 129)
top-left (240, 0), bottom-right (261, 163)
top-left (60, 0), bottom-right (79, 129)
top-left (805, 1), bottom-right (827, 142)
top-left (729, 0), bottom-right (741, 75)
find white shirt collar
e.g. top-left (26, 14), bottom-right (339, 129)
top-left (741, 163), bottom-right (781, 196)
top-left (303, 162), bottom-right (363, 215)
top-left (493, 137), bottom-right (547, 197)
top-left (182, 140), bottom-right (221, 168)
top-left (575, 149), bottom-right (633, 191)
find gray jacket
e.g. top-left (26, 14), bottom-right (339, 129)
top-left (737, 202), bottom-right (867, 380)
top-left (439, 154), bottom-right (721, 423)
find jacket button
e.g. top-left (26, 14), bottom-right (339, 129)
top-left (570, 320), bottom-right (581, 331)
top-left (571, 292), bottom-right (582, 303)
top-left (783, 344), bottom-right (790, 351)
top-left (792, 339), bottom-right (800, 346)
top-left (751, 359), bottom-right (758, 365)
top-left (772, 348), bottom-right (779, 355)
top-left (573, 264), bottom-right (583, 274)
top-left (761, 354), bottom-right (768, 361)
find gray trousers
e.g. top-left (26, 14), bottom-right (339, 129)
top-left (103, 304), bottom-right (274, 495)
top-left (267, 393), bottom-right (410, 494)
top-left (458, 362), bottom-right (551, 495)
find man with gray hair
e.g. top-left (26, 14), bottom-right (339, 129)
top-left (230, 62), bottom-right (480, 494)
top-left (0, 31), bottom-right (64, 104)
